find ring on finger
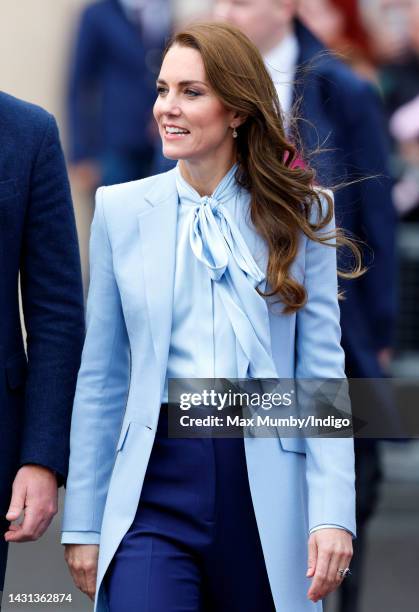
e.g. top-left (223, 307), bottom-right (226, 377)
top-left (337, 567), bottom-right (351, 579)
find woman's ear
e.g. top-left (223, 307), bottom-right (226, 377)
top-left (231, 111), bottom-right (248, 129)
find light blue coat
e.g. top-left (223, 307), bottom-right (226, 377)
top-left (61, 169), bottom-right (356, 612)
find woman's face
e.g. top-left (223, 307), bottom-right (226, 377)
top-left (153, 45), bottom-right (238, 163)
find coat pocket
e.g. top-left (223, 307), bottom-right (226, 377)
top-left (116, 418), bottom-right (154, 453)
top-left (279, 436), bottom-right (306, 454)
top-left (6, 352), bottom-right (28, 390)
top-left (116, 420), bottom-right (131, 452)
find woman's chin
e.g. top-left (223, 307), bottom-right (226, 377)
top-left (162, 147), bottom-right (181, 160)
top-left (162, 144), bottom-right (192, 161)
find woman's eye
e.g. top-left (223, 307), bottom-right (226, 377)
top-left (156, 87), bottom-right (201, 97)
top-left (185, 89), bottom-right (201, 97)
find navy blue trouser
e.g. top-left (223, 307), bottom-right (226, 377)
top-left (105, 404), bottom-right (276, 611)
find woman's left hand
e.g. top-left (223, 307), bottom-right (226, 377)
top-left (306, 528), bottom-right (353, 603)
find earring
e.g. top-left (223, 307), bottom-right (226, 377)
top-left (232, 127), bottom-right (238, 138)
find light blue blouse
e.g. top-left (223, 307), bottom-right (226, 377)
top-left (162, 161), bottom-right (278, 402)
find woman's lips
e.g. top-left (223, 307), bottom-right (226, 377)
top-left (162, 124), bottom-right (190, 140)
top-left (163, 130), bottom-right (190, 140)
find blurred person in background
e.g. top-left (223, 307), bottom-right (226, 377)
top-left (213, 2), bottom-right (397, 611)
top-left (364, 0), bottom-right (412, 61)
top-left (363, 0), bottom-right (419, 114)
top-left (389, 94), bottom-right (419, 221)
top-left (0, 92), bottom-right (84, 610)
top-left (364, 0), bottom-right (419, 214)
top-left (67, 0), bottom-right (171, 192)
top-left (297, 0), bottom-right (377, 80)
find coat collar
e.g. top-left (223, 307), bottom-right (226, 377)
top-left (294, 18), bottom-right (329, 70)
top-left (137, 168), bottom-right (178, 376)
top-left (141, 167), bottom-right (177, 212)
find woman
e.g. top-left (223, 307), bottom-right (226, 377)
top-left (62, 22), bottom-right (357, 612)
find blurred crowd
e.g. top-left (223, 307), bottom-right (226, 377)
top-left (64, 1), bottom-right (419, 611)
top-left (300, 0), bottom-right (419, 222)
top-left (67, 0), bottom-right (419, 224)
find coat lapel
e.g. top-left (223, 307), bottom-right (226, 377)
top-left (137, 169), bottom-right (178, 376)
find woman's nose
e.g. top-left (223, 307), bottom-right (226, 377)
top-left (159, 93), bottom-right (182, 116)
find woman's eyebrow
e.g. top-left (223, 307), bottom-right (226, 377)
top-left (156, 78), bottom-right (208, 87)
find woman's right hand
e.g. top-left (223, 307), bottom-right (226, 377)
top-left (64, 544), bottom-right (99, 601)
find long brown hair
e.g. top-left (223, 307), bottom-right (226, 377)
top-left (163, 22), bottom-right (363, 314)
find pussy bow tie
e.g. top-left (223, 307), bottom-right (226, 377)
top-left (175, 163), bottom-right (278, 380)
top-left (176, 163), bottom-right (265, 285)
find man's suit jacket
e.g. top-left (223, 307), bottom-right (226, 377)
top-left (61, 171), bottom-right (356, 612)
top-left (293, 21), bottom-right (397, 378)
top-left (67, 0), bottom-right (165, 164)
top-left (0, 92), bottom-right (85, 559)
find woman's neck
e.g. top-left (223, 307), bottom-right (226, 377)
top-left (178, 153), bottom-right (237, 197)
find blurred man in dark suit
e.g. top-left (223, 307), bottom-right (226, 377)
top-left (214, 2), bottom-right (397, 611)
top-left (0, 92), bottom-right (85, 608)
top-left (67, 0), bottom-right (171, 192)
